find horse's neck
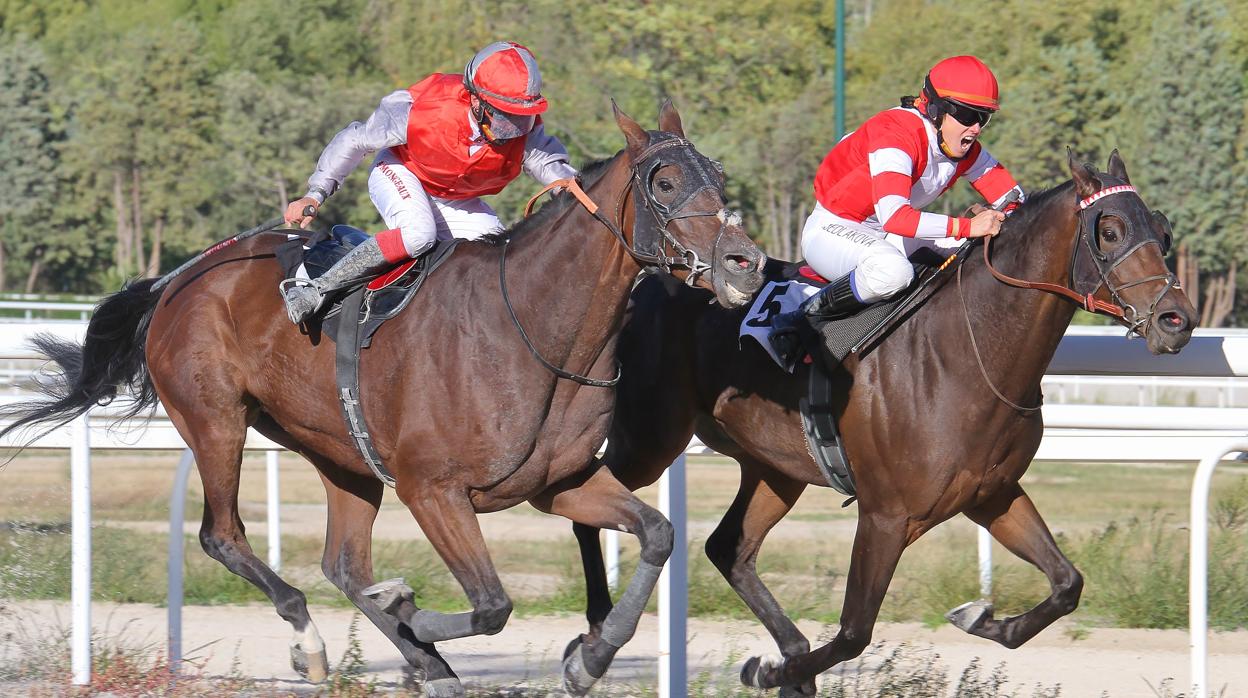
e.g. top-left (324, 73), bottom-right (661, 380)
top-left (502, 158), bottom-right (639, 375)
top-left (947, 187), bottom-right (1082, 389)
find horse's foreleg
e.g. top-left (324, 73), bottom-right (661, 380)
top-left (951, 483), bottom-right (1083, 649)
top-left (705, 463), bottom-right (814, 695)
top-left (742, 512), bottom-right (907, 691)
top-left (392, 486), bottom-right (513, 645)
top-left (317, 469), bottom-right (464, 697)
top-left (532, 464), bottom-right (673, 697)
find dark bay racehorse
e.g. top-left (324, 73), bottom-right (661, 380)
top-left (574, 152), bottom-right (1195, 693)
top-left (0, 103), bottom-right (765, 697)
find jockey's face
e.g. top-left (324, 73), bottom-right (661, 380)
top-left (939, 115), bottom-right (983, 159)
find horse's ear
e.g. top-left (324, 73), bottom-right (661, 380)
top-left (1067, 147), bottom-right (1101, 199)
top-left (658, 98), bottom-right (685, 137)
top-left (613, 99), bottom-right (649, 158)
top-left (1106, 148), bottom-right (1131, 184)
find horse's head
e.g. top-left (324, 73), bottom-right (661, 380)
top-left (1067, 150), bottom-right (1195, 354)
top-left (612, 101), bottom-right (766, 307)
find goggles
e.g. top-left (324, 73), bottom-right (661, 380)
top-left (944, 99), bottom-right (993, 128)
top-left (480, 103), bottom-right (536, 143)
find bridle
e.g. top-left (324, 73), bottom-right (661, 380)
top-left (962, 180), bottom-right (1181, 412)
top-left (981, 181), bottom-right (1180, 338)
top-left (501, 132), bottom-right (740, 387)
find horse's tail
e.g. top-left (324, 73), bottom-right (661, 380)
top-left (0, 278), bottom-right (162, 447)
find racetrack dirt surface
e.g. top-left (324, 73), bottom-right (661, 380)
top-left (3, 600), bottom-right (1246, 697)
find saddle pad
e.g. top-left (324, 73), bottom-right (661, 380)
top-left (740, 260), bottom-right (941, 371)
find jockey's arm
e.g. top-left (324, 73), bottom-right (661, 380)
top-left (304, 90), bottom-right (413, 204)
top-left (964, 147), bottom-right (1026, 214)
top-left (522, 123), bottom-right (578, 186)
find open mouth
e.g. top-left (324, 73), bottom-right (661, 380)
top-left (960, 135), bottom-right (976, 149)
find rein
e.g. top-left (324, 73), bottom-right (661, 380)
top-left (502, 141), bottom-right (736, 387)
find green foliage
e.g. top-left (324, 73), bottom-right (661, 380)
top-left (0, 0), bottom-right (1244, 323)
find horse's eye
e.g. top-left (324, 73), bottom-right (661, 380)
top-left (657, 179), bottom-right (674, 193)
top-left (1100, 227), bottom-right (1119, 244)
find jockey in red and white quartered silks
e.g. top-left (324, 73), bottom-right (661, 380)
top-left (767, 55), bottom-right (1027, 367)
top-left (281, 41), bottom-right (578, 324)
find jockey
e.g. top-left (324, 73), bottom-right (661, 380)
top-left (771, 55), bottom-right (1025, 363)
top-left (281, 41), bottom-right (578, 324)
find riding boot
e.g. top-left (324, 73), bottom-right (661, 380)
top-left (769, 272), bottom-right (866, 370)
top-left (282, 235), bottom-right (396, 324)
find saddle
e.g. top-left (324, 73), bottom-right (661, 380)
top-left (277, 226), bottom-right (461, 486)
top-left (277, 226), bottom-right (460, 347)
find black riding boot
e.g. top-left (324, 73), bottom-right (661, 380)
top-left (281, 235), bottom-right (395, 324)
top-left (769, 272), bottom-right (866, 370)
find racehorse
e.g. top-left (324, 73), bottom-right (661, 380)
top-left (0, 103), bottom-right (765, 697)
top-left (572, 151), bottom-right (1195, 693)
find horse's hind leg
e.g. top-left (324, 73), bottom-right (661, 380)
top-left (742, 511), bottom-right (908, 691)
top-left (949, 483), bottom-right (1083, 649)
top-left (532, 463), bottom-right (674, 697)
top-left (705, 460), bottom-right (814, 695)
top-left (316, 466), bottom-right (465, 697)
top-left (163, 402), bottom-right (328, 682)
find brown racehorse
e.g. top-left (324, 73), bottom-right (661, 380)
top-left (0, 103), bottom-right (765, 697)
top-left (573, 151), bottom-right (1195, 694)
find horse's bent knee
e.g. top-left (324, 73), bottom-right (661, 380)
top-left (475, 596), bottom-right (513, 635)
top-left (835, 625), bottom-right (872, 659)
top-left (1055, 569), bottom-right (1084, 615)
top-left (637, 508), bottom-right (674, 566)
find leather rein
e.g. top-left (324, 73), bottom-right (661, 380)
top-left (959, 184), bottom-right (1181, 412)
top-left (500, 138), bottom-right (737, 387)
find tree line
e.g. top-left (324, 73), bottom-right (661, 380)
top-left (0, 0), bottom-right (1243, 325)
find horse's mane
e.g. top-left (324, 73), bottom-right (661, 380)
top-left (998, 180), bottom-right (1073, 237)
top-left (475, 154), bottom-right (619, 246)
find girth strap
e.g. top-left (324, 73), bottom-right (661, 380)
top-left (335, 286), bottom-right (396, 487)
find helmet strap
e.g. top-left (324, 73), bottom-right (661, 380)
top-left (468, 95), bottom-right (506, 146)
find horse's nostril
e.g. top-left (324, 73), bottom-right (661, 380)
top-left (724, 254), bottom-right (754, 273)
top-left (1159, 311), bottom-right (1187, 333)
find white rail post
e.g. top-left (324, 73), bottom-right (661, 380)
top-left (977, 526), bottom-right (993, 598)
top-left (167, 448), bottom-right (195, 673)
top-left (70, 411), bottom-right (91, 686)
top-left (266, 450), bottom-right (281, 571)
top-left (604, 529), bottom-right (620, 592)
top-left (658, 455), bottom-right (688, 698)
top-left (1189, 440), bottom-right (1248, 698)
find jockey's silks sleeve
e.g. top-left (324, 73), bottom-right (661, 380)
top-left (305, 90), bottom-right (412, 203)
top-left (521, 123), bottom-right (578, 184)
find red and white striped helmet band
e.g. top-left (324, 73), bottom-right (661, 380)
top-left (1078, 185), bottom-right (1137, 210)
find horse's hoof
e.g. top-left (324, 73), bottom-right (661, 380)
top-left (741, 654), bottom-right (783, 689)
top-left (290, 644), bottom-right (329, 683)
top-left (946, 599), bottom-right (994, 633)
top-left (363, 577), bottom-right (415, 615)
top-left (561, 639), bottom-right (600, 697)
top-left (562, 634), bottom-right (583, 662)
top-left (423, 677), bottom-right (466, 697)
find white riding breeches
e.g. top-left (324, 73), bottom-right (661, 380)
top-left (366, 148), bottom-right (504, 258)
top-left (800, 203), bottom-right (957, 303)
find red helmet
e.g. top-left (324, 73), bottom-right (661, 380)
top-left (925, 55), bottom-right (999, 111)
top-left (463, 41), bottom-right (548, 116)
